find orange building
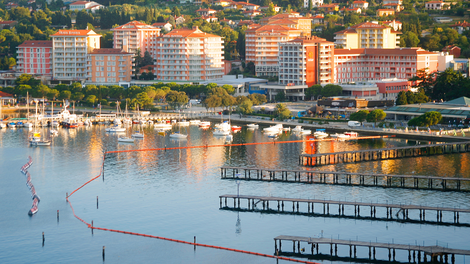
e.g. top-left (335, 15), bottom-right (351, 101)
top-left (17, 40), bottom-right (53, 76)
top-left (376, 9), bottom-right (395, 16)
top-left (112, 21), bottom-right (161, 57)
top-left (155, 27), bottom-right (224, 82)
top-left (260, 14), bottom-right (312, 36)
top-left (279, 36), bottom-right (335, 86)
top-left (88, 48), bottom-right (134, 84)
top-left (245, 25), bottom-right (303, 76)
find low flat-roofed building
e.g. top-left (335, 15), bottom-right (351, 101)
top-left (385, 96), bottom-right (470, 121)
top-left (339, 83), bottom-right (379, 100)
top-left (252, 83), bottom-right (308, 101)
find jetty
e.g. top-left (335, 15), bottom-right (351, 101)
top-left (273, 235), bottom-right (470, 263)
top-left (220, 166), bottom-right (470, 191)
top-left (299, 142), bottom-right (470, 167)
top-left (219, 195), bottom-right (470, 226)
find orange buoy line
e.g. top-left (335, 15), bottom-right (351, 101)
top-left (66, 135), bottom-right (391, 263)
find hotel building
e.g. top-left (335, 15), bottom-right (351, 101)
top-left (260, 14), bottom-right (313, 36)
top-left (334, 48), bottom-right (438, 84)
top-left (16, 40), bottom-right (53, 76)
top-left (155, 27), bottom-right (224, 82)
top-left (334, 21), bottom-right (401, 49)
top-left (88, 48), bottom-right (134, 84)
top-left (245, 25), bottom-right (303, 76)
top-left (278, 36), bottom-right (335, 86)
top-left (51, 30), bottom-right (101, 81)
top-left (112, 21), bottom-right (161, 57)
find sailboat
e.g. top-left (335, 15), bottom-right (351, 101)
top-left (23, 92), bottom-right (33, 128)
top-left (29, 101), bottom-right (51, 146)
top-left (132, 123), bottom-right (144, 139)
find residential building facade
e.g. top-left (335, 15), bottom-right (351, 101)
top-left (69, 1), bottom-right (104, 12)
top-left (260, 14), bottom-right (313, 36)
top-left (278, 36), bottom-right (335, 86)
top-left (425, 1), bottom-right (450, 10)
top-left (334, 48), bottom-right (439, 84)
top-left (112, 21), bottom-right (161, 57)
top-left (16, 40), bottom-right (53, 76)
top-left (51, 30), bottom-right (101, 81)
top-left (155, 27), bottom-right (224, 82)
top-left (303, 0), bottom-right (323, 8)
top-left (377, 9), bottom-right (395, 16)
top-left (245, 25), bottom-right (303, 76)
top-left (88, 48), bottom-right (133, 84)
top-left (449, 21), bottom-right (470, 34)
top-left (334, 21), bottom-right (401, 49)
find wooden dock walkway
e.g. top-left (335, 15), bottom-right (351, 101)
top-left (220, 166), bottom-right (470, 191)
top-left (219, 195), bottom-right (470, 225)
top-left (299, 142), bottom-right (470, 167)
top-left (274, 235), bottom-right (470, 263)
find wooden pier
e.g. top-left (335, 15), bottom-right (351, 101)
top-left (219, 195), bottom-right (470, 225)
top-left (220, 166), bottom-right (470, 191)
top-left (299, 142), bottom-right (470, 167)
top-left (273, 236), bottom-right (470, 263)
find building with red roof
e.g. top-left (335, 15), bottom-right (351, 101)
top-left (88, 48), bottom-right (133, 84)
top-left (425, 1), bottom-right (450, 10)
top-left (334, 21), bottom-right (401, 49)
top-left (351, 1), bottom-right (369, 9)
top-left (442, 45), bottom-right (461, 58)
top-left (112, 21), bottom-right (161, 57)
top-left (196, 8), bottom-right (218, 16)
top-left (449, 21), bottom-right (470, 34)
top-left (155, 27), bottom-right (224, 82)
top-left (17, 41), bottom-right (53, 76)
top-left (0, 21), bottom-right (17, 29)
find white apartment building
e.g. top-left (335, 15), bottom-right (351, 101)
top-left (51, 29), bottom-right (101, 81)
top-left (69, 1), bottom-right (104, 13)
top-left (155, 27), bottom-right (224, 82)
top-left (112, 21), bottom-right (161, 58)
top-left (304, 0), bottom-right (323, 8)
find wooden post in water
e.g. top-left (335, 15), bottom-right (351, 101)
top-left (102, 246), bottom-right (105, 261)
top-left (42, 232), bottom-right (45, 246)
top-left (57, 210), bottom-right (59, 222)
top-left (97, 196), bottom-right (99, 209)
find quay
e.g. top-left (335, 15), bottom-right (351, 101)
top-left (273, 235), bottom-right (470, 263)
top-left (220, 166), bottom-right (470, 191)
top-left (299, 142), bottom-right (470, 167)
top-left (219, 195), bottom-right (470, 226)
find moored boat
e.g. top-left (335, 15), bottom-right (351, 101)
top-left (247, 123), bottom-right (259, 129)
top-left (118, 136), bottom-right (134, 143)
top-left (169, 132), bottom-right (187, 139)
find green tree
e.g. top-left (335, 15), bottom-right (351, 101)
top-left (321, 84), bottom-right (342, 97)
top-left (59, 90), bottom-right (71, 100)
top-left (366, 109), bottom-right (386, 126)
top-left (275, 91), bottom-right (286, 102)
top-left (396, 91), bottom-right (408, 105)
top-left (349, 110), bottom-right (369, 124)
top-left (238, 99), bottom-right (253, 115)
top-left (274, 103), bottom-right (291, 120)
top-left (204, 94), bottom-right (222, 111)
top-left (85, 95), bottom-right (97, 106)
top-left (400, 31), bottom-right (419, 47)
top-left (266, 2), bottom-right (277, 16)
top-left (135, 92), bottom-right (154, 109)
top-left (305, 84), bottom-right (322, 100)
top-left (71, 92), bottom-right (85, 102)
top-left (172, 6), bottom-right (181, 17)
top-left (47, 89), bottom-right (60, 100)
top-left (221, 84), bottom-right (235, 95)
top-left (165, 90), bottom-right (188, 109)
top-left (407, 111), bottom-right (442, 127)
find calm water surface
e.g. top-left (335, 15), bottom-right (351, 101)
top-left (0, 123), bottom-right (469, 264)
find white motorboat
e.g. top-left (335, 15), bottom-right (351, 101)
top-left (24, 122), bottom-right (33, 128)
top-left (0, 122), bottom-right (6, 128)
top-left (169, 132), bottom-right (187, 139)
top-left (263, 124), bottom-right (283, 133)
top-left (247, 123), bottom-right (259, 129)
top-left (337, 133), bottom-right (351, 140)
top-left (215, 121), bottom-right (231, 131)
top-left (292, 126), bottom-right (302, 132)
top-left (105, 125), bottom-right (126, 132)
top-left (189, 120), bottom-right (201, 125)
top-left (213, 129), bottom-right (230, 136)
top-left (345, 131), bottom-right (358, 137)
top-left (300, 129), bottom-right (311, 135)
top-left (154, 122), bottom-right (173, 129)
top-left (282, 127), bottom-right (291, 131)
top-left (225, 134), bottom-right (233, 143)
top-left (118, 136), bottom-right (134, 143)
top-left (199, 121), bottom-right (211, 127)
top-left (178, 121), bottom-right (190, 126)
top-left (132, 127), bottom-right (144, 138)
top-left (31, 140), bottom-right (51, 146)
top-left (314, 131), bottom-right (329, 139)
top-left (50, 129), bottom-right (59, 136)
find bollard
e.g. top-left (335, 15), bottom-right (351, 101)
top-left (66, 192), bottom-right (68, 200)
top-left (97, 196), bottom-right (99, 209)
top-left (102, 246), bottom-right (105, 261)
top-left (57, 210), bottom-right (59, 222)
top-left (92, 221), bottom-right (94, 235)
top-left (42, 232), bottom-right (45, 243)
top-left (194, 236), bottom-right (196, 250)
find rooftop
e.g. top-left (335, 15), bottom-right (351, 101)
top-left (89, 48), bottom-right (131, 55)
top-left (18, 40), bottom-right (52, 47)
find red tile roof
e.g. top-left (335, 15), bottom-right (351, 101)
top-left (89, 48), bottom-right (131, 55)
top-left (18, 40), bottom-right (52, 48)
top-left (113, 21), bottom-right (160, 31)
top-left (163, 27), bottom-right (221, 38)
top-left (51, 30), bottom-right (99, 36)
top-left (335, 48), bottom-right (436, 56)
top-left (450, 21), bottom-right (470, 27)
top-left (0, 91), bottom-right (13, 97)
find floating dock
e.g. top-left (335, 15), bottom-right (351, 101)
top-left (299, 142), bottom-right (470, 167)
top-left (220, 166), bottom-right (470, 191)
top-left (219, 195), bottom-right (470, 226)
top-left (273, 236), bottom-right (470, 263)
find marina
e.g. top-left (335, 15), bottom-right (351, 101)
top-left (300, 142), bottom-right (470, 167)
top-left (219, 194), bottom-right (470, 226)
top-left (273, 236), bottom-right (470, 263)
top-left (220, 166), bottom-right (470, 191)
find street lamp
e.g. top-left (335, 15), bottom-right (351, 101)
top-left (235, 173), bottom-right (241, 197)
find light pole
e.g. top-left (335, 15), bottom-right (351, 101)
top-left (235, 173), bottom-right (241, 197)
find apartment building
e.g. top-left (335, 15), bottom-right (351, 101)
top-left (155, 27), bottom-right (224, 82)
top-left (260, 14), bottom-right (312, 36)
top-left (278, 36), bottom-right (334, 86)
top-left (112, 21), bottom-right (161, 57)
top-left (303, 0), bottom-right (323, 8)
top-left (69, 1), bottom-right (104, 13)
top-left (334, 48), bottom-right (438, 84)
top-left (334, 21), bottom-right (401, 49)
top-left (425, 1), bottom-right (450, 10)
top-left (245, 25), bottom-right (303, 76)
top-left (88, 48), bottom-right (133, 84)
top-left (51, 30), bottom-right (101, 81)
top-left (16, 40), bottom-right (53, 76)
